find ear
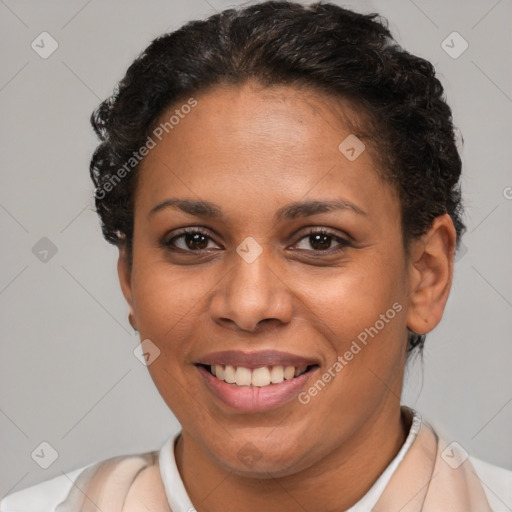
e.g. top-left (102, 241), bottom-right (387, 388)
top-left (406, 214), bottom-right (457, 335)
top-left (117, 243), bottom-right (137, 331)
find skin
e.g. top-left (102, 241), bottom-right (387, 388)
top-left (118, 80), bottom-right (456, 511)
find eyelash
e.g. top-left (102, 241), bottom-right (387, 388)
top-left (162, 227), bottom-right (352, 255)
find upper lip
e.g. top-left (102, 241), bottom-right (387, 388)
top-left (195, 350), bottom-right (320, 369)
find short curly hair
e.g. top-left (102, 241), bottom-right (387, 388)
top-left (89, 1), bottom-right (465, 353)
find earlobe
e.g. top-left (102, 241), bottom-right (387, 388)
top-left (117, 244), bottom-right (137, 330)
top-left (406, 214), bottom-right (456, 335)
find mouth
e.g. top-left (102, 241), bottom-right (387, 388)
top-left (194, 350), bottom-right (321, 412)
top-left (198, 363), bottom-right (318, 387)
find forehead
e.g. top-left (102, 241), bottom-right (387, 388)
top-left (159, 82), bottom-right (362, 161)
top-left (135, 81), bottom-right (398, 222)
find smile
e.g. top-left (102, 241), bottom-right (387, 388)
top-left (195, 350), bottom-right (320, 412)
top-left (203, 363), bottom-right (313, 387)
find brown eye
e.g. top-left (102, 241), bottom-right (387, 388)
top-left (165, 229), bottom-right (220, 252)
top-left (308, 233), bottom-right (332, 250)
top-left (293, 229), bottom-right (351, 252)
top-left (182, 232), bottom-right (209, 250)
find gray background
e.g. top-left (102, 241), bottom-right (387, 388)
top-left (1, 0), bottom-right (511, 497)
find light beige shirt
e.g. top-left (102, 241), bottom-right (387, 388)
top-left (2, 407), bottom-right (511, 511)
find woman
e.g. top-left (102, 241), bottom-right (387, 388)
top-left (2, 1), bottom-right (510, 510)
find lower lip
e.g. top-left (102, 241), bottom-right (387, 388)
top-left (197, 365), bottom-right (318, 412)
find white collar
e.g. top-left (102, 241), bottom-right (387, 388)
top-left (158, 407), bottom-right (423, 512)
top-left (346, 407), bottom-right (422, 511)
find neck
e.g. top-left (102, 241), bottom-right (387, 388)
top-left (175, 404), bottom-right (410, 512)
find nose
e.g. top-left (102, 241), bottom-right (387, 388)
top-left (209, 248), bottom-right (294, 333)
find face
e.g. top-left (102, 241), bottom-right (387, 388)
top-left (119, 81), bottom-right (424, 477)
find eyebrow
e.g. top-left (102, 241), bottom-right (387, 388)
top-left (148, 197), bottom-right (367, 220)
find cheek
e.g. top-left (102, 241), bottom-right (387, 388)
top-left (304, 258), bottom-right (406, 348)
top-left (301, 256), bottom-right (408, 399)
top-left (131, 259), bottom-right (208, 340)
top-left (131, 261), bottom-right (211, 414)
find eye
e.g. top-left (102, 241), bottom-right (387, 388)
top-left (292, 228), bottom-right (351, 252)
top-left (164, 228), bottom-right (221, 252)
top-left (162, 227), bottom-right (351, 254)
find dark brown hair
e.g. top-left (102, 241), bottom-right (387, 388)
top-left (90, 1), bottom-right (465, 352)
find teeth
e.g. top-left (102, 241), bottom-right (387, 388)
top-left (284, 366), bottom-right (296, 380)
top-left (224, 365), bottom-right (236, 384)
top-left (269, 365), bottom-right (284, 384)
top-left (214, 364), bottom-right (225, 380)
top-left (208, 364), bottom-right (309, 387)
top-left (235, 366), bottom-right (252, 386)
top-left (294, 365), bottom-right (307, 377)
top-left (252, 367), bottom-right (271, 387)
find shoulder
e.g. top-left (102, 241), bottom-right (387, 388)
top-left (416, 410), bottom-right (512, 509)
top-left (469, 455), bottom-right (512, 509)
top-left (0, 450), bottom-right (158, 512)
top-left (0, 465), bottom-right (88, 512)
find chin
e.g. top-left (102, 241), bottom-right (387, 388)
top-left (205, 429), bottom-right (318, 478)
